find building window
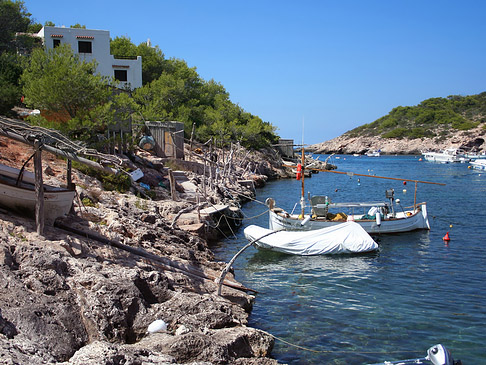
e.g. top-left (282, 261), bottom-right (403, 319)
top-left (78, 41), bottom-right (92, 53)
top-left (114, 70), bottom-right (128, 82)
top-left (53, 39), bottom-right (61, 48)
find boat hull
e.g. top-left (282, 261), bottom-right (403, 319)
top-left (423, 148), bottom-right (469, 163)
top-left (423, 153), bottom-right (461, 163)
top-left (0, 163), bottom-right (75, 223)
top-left (470, 160), bottom-right (486, 170)
top-left (0, 183), bottom-right (75, 223)
top-left (269, 204), bottom-right (430, 234)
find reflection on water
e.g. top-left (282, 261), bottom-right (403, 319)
top-left (247, 250), bottom-right (377, 278)
top-left (214, 156), bottom-right (486, 364)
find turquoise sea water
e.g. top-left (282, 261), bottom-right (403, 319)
top-left (213, 155), bottom-right (486, 364)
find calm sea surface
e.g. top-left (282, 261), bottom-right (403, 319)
top-left (212, 155), bottom-right (486, 364)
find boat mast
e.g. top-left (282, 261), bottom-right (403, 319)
top-left (300, 118), bottom-right (305, 217)
top-left (301, 146), bottom-right (305, 217)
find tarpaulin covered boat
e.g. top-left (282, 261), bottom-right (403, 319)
top-left (243, 221), bottom-right (378, 255)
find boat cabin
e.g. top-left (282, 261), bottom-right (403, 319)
top-left (310, 189), bottom-right (396, 221)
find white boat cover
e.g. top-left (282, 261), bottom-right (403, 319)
top-left (244, 222), bottom-right (378, 255)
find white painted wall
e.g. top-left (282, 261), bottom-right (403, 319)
top-left (38, 26), bottom-right (142, 90)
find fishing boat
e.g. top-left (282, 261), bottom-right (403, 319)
top-left (274, 148), bottom-right (443, 234)
top-left (276, 146), bottom-right (443, 234)
top-left (469, 159), bottom-right (486, 170)
top-left (366, 150), bottom-right (381, 157)
top-left (244, 221), bottom-right (378, 255)
top-left (266, 190), bottom-right (430, 234)
top-left (369, 343), bottom-right (458, 365)
top-left (422, 148), bottom-right (469, 163)
top-left (464, 151), bottom-right (486, 159)
top-left (0, 163), bottom-right (75, 222)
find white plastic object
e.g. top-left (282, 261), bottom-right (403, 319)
top-left (147, 319), bottom-right (167, 333)
top-left (376, 212), bottom-right (381, 226)
top-left (301, 215), bottom-right (311, 226)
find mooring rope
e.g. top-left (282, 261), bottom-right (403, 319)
top-left (269, 333), bottom-right (423, 356)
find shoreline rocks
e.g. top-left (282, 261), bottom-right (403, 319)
top-left (0, 129), bottom-right (338, 364)
top-left (0, 199), bottom-right (277, 364)
top-left (0, 136), bottom-right (283, 364)
top-left (307, 127), bottom-right (486, 155)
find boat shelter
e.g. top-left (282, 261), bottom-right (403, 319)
top-left (275, 139), bottom-right (294, 158)
top-left (144, 121), bottom-right (185, 159)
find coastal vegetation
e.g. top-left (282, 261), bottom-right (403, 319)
top-left (1, 0), bottom-right (278, 150)
top-left (347, 93), bottom-right (486, 140)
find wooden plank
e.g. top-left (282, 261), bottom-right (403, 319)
top-left (199, 204), bottom-right (228, 215)
top-left (34, 140), bottom-right (44, 235)
top-left (0, 128), bottom-right (118, 174)
top-left (168, 168), bottom-right (178, 201)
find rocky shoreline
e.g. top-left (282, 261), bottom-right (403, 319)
top-left (0, 134), bottom-right (334, 364)
top-left (307, 126), bottom-right (486, 155)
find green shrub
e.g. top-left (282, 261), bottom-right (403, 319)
top-left (382, 128), bottom-right (408, 139)
top-left (72, 161), bottom-right (131, 192)
top-left (409, 127), bottom-right (434, 139)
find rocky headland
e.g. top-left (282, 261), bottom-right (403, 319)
top-left (307, 125), bottom-right (486, 155)
top-left (0, 133), bottom-right (322, 364)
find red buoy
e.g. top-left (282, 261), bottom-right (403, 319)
top-left (296, 163), bottom-right (302, 180)
top-left (443, 232), bottom-right (450, 241)
top-left (403, 181), bottom-right (407, 185)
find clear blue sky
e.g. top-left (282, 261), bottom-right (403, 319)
top-left (24, 0), bottom-right (486, 145)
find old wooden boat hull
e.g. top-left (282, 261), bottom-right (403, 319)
top-left (268, 203), bottom-right (430, 234)
top-left (0, 164), bottom-right (75, 223)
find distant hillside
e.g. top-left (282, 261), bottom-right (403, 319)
top-left (348, 92), bottom-right (486, 140)
top-left (309, 93), bottom-right (486, 154)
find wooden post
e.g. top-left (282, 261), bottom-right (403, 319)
top-left (34, 140), bottom-right (44, 235)
top-left (197, 194), bottom-right (201, 223)
top-left (190, 122), bottom-right (196, 160)
top-left (168, 168), bottom-right (178, 201)
top-left (202, 151), bottom-right (207, 199)
top-left (226, 144), bottom-right (234, 182)
top-left (414, 181), bottom-right (418, 212)
top-left (67, 159), bottom-right (72, 189)
top-left (209, 140), bottom-right (214, 190)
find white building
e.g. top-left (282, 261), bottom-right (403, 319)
top-left (37, 26), bottom-right (142, 90)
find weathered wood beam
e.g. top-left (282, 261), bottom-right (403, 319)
top-left (34, 140), bottom-right (44, 235)
top-left (0, 128), bottom-right (118, 175)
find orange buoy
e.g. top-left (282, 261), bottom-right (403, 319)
top-left (443, 232), bottom-right (450, 241)
top-left (296, 163), bottom-right (302, 180)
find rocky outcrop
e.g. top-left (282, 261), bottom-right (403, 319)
top-left (0, 206), bottom-right (276, 364)
top-left (308, 126), bottom-right (486, 155)
top-left (0, 135), bottom-right (280, 364)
